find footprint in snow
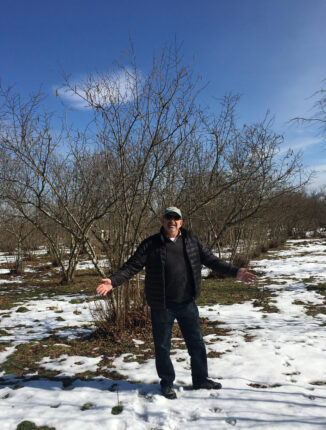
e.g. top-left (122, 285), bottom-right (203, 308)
top-left (210, 407), bottom-right (223, 413)
top-left (190, 410), bottom-right (200, 421)
top-left (138, 390), bottom-right (154, 401)
top-left (133, 397), bottom-right (149, 422)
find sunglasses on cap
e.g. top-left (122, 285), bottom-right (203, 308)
top-left (164, 214), bottom-right (181, 220)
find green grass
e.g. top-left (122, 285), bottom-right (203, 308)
top-left (198, 278), bottom-right (261, 306)
top-left (0, 341), bottom-right (56, 377)
top-left (80, 402), bottom-right (94, 411)
top-left (111, 404), bottom-right (123, 415)
top-left (292, 282), bottom-right (326, 317)
top-left (306, 282), bottom-right (326, 297)
top-left (16, 307), bottom-right (30, 313)
top-left (252, 299), bottom-right (279, 313)
top-left (0, 271), bottom-right (100, 311)
top-left (197, 278), bottom-right (279, 312)
top-left (16, 421), bottom-right (55, 430)
top-left (69, 298), bottom-right (85, 304)
top-left (305, 304), bottom-right (326, 317)
top-left (0, 329), bottom-right (9, 337)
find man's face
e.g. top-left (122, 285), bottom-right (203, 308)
top-left (161, 212), bottom-right (183, 237)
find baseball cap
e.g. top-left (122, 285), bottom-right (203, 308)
top-left (163, 206), bottom-right (182, 219)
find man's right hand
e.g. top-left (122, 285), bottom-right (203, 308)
top-left (96, 278), bottom-right (113, 296)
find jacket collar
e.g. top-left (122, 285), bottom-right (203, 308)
top-left (159, 226), bottom-right (188, 242)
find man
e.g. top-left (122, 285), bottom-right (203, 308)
top-left (97, 207), bottom-right (256, 399)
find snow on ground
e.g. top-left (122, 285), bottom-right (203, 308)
top-left (0, 239), bottom-right (326, 429)
top-left (0, 279), bottom-right (22, 285)
top-left (0, 268), bottom-right (11, 275)
top-left (0, 253), bottom-right (17, 265)
top-left (0, 294), bottom-right (94, 344)
top-left (39, 355), bottom-right (103, 377)
top-left (0, 248), bottom-right (109, 276)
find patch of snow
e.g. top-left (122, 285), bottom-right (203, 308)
top-left (0, 295), bottom-right (95, 344)
top-left (0, 268), bottom-right (10, 274)
top-left (39, 355), bottom-right (102, 376)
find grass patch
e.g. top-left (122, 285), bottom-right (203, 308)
top-left (80, 402), bottom-right (94, 411)
top-left (200, 318), bottom-right (232, 337)
top-left (16, 307), bottom-right (30, 313)
top-left (0, 270), bottom-right (100, 311)
top-left (248, 383), bottom-right (282, 389)
top-left (197, 277), bottom-right (279, 313)
top-left (206, 350), bottom-right (225, 358)
top-left (198, 278), bottom-right (274, 307)
top-left (16, 421), bottom-right (55, 430)
top-left (243, 333), bottom-right (255, 342)
top-left (306, 282), bottom-right (326, 297)
top-left (0, 341), bottom-right (57, 377)
top-left (0, 329), bottom-right (9, 336)
top-left (293, 300), bottom-right (306, 306)
top-left (69, 298), bottom-right (85, 305)
top-left (310, 380), bottom-right (326, 386)
top-left (305, 304), bottom-right (326, 317)
top-left (252, 299), bottom-right (279, 313)
top-left (291, 282), bottom-right (326, 317)
top-left (111, 404), bottom-right (123, 415)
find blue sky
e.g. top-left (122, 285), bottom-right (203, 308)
top-left (1, 0), bottom-right (326, 190)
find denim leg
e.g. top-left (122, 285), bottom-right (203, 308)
top-left (151, 308), bottom-right (175, 385)
top-left (175, 300), bottom-right (208, 384)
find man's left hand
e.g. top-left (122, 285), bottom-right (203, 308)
top-left (236, 268), bottom-right (257, 282)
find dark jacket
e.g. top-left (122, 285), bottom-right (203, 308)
top-left (110, 227), bottom-right (239, 309)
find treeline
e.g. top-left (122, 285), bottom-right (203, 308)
top-left (0, 43), bottom-right (324, 328)
top-left (1, 188), bottom-right (325, 270)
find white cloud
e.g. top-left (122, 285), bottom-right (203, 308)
top-left (55, 68), bottom-right (137, 110)
top-left (56, 86), bottom-right (89, 109)
top-left (280, 136), bottom-right (325, 154)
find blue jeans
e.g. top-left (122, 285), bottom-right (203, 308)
top-left (151, 299), bottom-right (208, 386)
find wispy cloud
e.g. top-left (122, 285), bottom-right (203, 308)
top-left (280, 136), bottom-right (325, 154)
top-left (309, 163), bottom-right (326, 173)
top-left (305, 162), bottom-right (326, 190)
top-left (55, 69), bottom-right (137, 110)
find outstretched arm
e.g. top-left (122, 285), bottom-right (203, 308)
top-left (198, 236), bottom-right (257, 281)
top-left (96, 239), bottom-right (148, 296)
top-left (198, 239), bottom-right (239, 278)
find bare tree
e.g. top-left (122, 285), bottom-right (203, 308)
top-left (292, 79), bottom-right (326, 135)
top-left (0, 204), bottom-right (37, 273)
top-left (61, 41), bottom-right (203, 326)
top-left (175, 96), bottom-right (307, 255)
top-left (0, 84), bottom-right (118, 283)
